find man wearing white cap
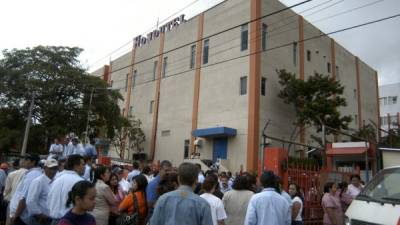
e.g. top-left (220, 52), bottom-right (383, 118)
top-left (26, 159), bottom-right (58, 225)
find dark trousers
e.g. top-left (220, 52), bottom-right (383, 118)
top-left (292, 221), bottom-right (303, 225)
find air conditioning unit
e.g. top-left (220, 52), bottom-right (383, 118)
top-left (194, 138), bottom-right (203, 147)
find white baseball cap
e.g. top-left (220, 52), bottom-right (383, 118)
top-left (45, 158), bottom-right (58, 168)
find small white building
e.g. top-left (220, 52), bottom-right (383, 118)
top-left (379, 83), bottom-right (400, 136)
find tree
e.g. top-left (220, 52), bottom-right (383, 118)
top-left (0, 46), bottom-right (125, 154)
top-left (278, 69), bottom-right (352, 136)
top-left (111, 116), bottom-right (145, 159)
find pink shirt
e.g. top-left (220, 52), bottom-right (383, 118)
top-left (322, 193), bottom-right (344, 225)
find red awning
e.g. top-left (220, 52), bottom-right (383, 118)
top-left (326, 147), bottom-right (368, 155)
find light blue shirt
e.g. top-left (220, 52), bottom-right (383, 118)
top-left (150, 185), bottom-right (213, 225)
top-left (26, 174), bottom-right (52, 217)
top-left (127, 169), bottom-right (141, 182)
top-left (83, 164), bottom-right (93, 182)
top-left (0, 169), bottom-right (6, 191)
top-left (244, 188), bottom-right (291, 225)
top-left (84, 144), bottom-right (97, 159)
top-left (64, 143), bottom-right (85, 156)
top-left (47, 170), bottom-right (84, 219)
top-left (9, 167), bottom-right (43, 223)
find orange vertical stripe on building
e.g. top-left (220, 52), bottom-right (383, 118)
top-left (190, 13), bottom-right (205, 155)
top-left (103, 65), bottom-right (110, 82)
top-left (150, 33), bottom-right (165, 160)
top-left (108, 60), bottom-right (113, 84)
top-left (123, 48), bottom-right (136, 118)
top-left (247, 0), bottom-right (261, 172)
top-left (331, 39), bottom-right (336, 80)
top-left (355, 57), bottom-right (362, 128)
top-left (375, 71), bottom-right (381, 139)
top-left (298, 15), bottom-right (305, 145)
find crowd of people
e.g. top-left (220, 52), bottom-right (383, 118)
top-left (0, 140), bottom-right (365, 225)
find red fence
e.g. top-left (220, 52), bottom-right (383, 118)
top-left (286, 165), bottom-right (352, 225)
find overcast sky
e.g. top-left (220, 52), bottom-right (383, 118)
top-left (0, 0), bottom-right (398, 85)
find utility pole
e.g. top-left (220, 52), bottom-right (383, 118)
top-left (21, 93), bottom-right (35, 156)
top-left (84, 88), bottom-right (95, 144)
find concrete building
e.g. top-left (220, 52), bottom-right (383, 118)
top-left (92, 0), bottom-right (379, 172)
top-left (379, 83), bottom-right (400, 135)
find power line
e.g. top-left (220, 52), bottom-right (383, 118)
top-left (103, 0), bottom-right (313, 77)
top-left (107, 0), bottom-right (387, 85)
top-left (106, 13), bottom-right (400, 93)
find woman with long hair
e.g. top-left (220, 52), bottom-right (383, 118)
top-left (119, 174), bottom-right (148, 225)
top-left (91, 165), bottom-right (118, 225)
top-left (157, 171), bottom-right (178, 196)
top-left (322, 182), bottom-right (344, 225)
top-left (222, 174), bottom-right (255, 225)
top-left (288, 183), bottom-right (304, 225)
top-left (57, 181), bottom-right (96, 225)
top-left (107, 173), bottom-right (125, 225)
top-left (337, 182), bottom-right (352, 212)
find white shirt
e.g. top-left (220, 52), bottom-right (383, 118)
top-left (49, 143), bottom-right (64, 157)
top-left (347, 184), bottom-right (363, 198)
top-left (3, 168), bottom-right (27, 201)
top-left (119, 178), bottom-right (130, 193)
top-left (200, 193), bottom-right (227, 225)
top-left (127, 169), bottom-right (141, 182)
top-left (64, 143), bottom-right (85, 156)
top-left (9, 167), bottom-right (43, 223)
top-left (292, 196), bottom-right (303, 222)
top-left (26, 174), bottom-right (52, 217)
top-left (83, 164), bottom-right (93, 182)
top-left (198, 173), bottom-right (205, 184)
top-left (47, 170), bottom-right (84, 219)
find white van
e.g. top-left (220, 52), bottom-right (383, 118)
top-left (345, 166), bottom-right (400, 225)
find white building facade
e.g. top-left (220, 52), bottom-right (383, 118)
top-left (92, 0), bottom-right (379, 172)
top-left (379, 83), bottom-right (400, 135)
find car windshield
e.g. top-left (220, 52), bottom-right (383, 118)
top-left (360, 167), bottom-right (400, 204)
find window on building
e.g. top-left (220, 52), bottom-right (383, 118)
top-left (132, 70), bottom-right (137, 90)
top-left (355, 114), bottom-right (358, 125)
top-left (353, 89), bottom-right (357, 99)
top-left (161, 130), bottom-right (171, 137)
top-left (203, 39), bottom-right (209, 64)
top-left (129, 106), bottom-right (133, 116)
top-left (162, 57), bottom-right (168, 78)
top-left (240, 76), bottom-right (247, 95)
top-left (110, 80), bottom-right (114, 87)
top-left (184, 139), bottom-right (190, 159)
top-left (327, 62), bottom-right (331, 73)
top-left (149, 100), bottom-right (154, 114)
top-left (190, 45), bottom-right (196, 69)
top-left (391, 115), bottom-right (398, 126)
top-left (384, 97), bottom-right (388, 105)
top-left (262, 23), bottom-right (268, 51)
top-left (293, 42), bottom-right (297, 66)
top-left (336, 65), bottom-right (339, 79)
top-left (122, 108), bottom-right (125, 116)
top-left (393, 96), bottom-right (398, 105)
top-left (241, 24), bottom-right (248, 51)
top-left (388, 96), bottom-right (398, 105)
top-left (306, 50), bottom-right (311, 62)
top-left (125, 74), bottom-right (129, 91)
top-left (153, 61), bottom-right (158, 80)
top-left (261, 77), bottom-right (266, 96)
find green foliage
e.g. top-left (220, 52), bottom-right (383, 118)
top-left (111, 115), bottom-right (146, 159)
top-left (0, 46), bottom-right (125, 153)
top-left (380, 128), bottom-right (400, 148)
top-left (351, 124), bottom-right (377, 143)
top-left (277, 69), bottom-right (352, 134)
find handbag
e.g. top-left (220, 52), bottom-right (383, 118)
top-left (116, 193), bottom-right (140, 225)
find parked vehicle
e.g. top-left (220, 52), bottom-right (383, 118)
top-left (345, 166), bottom-right (400, 225)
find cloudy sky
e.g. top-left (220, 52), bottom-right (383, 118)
top-left (0, 0), bottom-right (398, 85)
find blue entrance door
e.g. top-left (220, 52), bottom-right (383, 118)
top-left (213, 138), bottom-right (228, 162)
